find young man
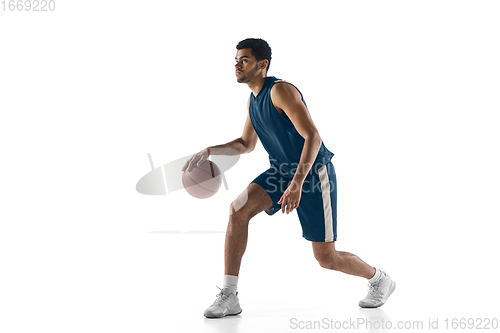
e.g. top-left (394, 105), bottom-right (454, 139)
top-left (182, 38), bottom-right (395, 318)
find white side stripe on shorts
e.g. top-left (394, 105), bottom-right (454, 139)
top-left (318, 165), bottom-right (334, 242)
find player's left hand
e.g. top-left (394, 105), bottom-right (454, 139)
top-left (278, 180), bottom-right (302, 214)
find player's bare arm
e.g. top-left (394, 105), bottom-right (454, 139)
top-left (181, 96), bottom-right (257, 172)
top-left (271, 82), bottom-right (323, 214)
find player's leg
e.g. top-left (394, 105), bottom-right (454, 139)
top-left (298, 162), bottom-right (396, 308)
top-left (312, 241), bottom-right (396, 308)
top-left (204, 182), bottom-right (274, 318)
top-left (225, 183), bottom-right (273, 276)
top-left (311, 241), bottom-right (375, 278)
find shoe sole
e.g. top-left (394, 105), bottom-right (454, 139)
top-left (359, 281), bottom-right (396, 308)
top-left (204, 308), bottom-right (242, 319)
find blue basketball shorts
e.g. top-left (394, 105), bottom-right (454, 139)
top-left (250, 162), bottom-right (337, 242)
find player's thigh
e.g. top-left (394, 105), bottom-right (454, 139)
top-left (230, 183), bottom-right (273, 219)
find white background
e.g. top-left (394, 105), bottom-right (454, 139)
top-left (1, 1), bottom-right (499, 332)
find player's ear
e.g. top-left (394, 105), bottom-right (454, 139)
top-left (260, 59), bottom-right (269, 70)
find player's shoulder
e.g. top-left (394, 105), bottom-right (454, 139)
top-left (271, 79), bottom-right (300, 98)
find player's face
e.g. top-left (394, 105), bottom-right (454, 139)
top-left (235, 49), bottom-right (260, 83)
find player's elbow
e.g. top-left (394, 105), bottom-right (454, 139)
top-left (241, 137), bottom-right (257, 154)
top-left (244, 142), bottom-right (256, 154)
top-left (305, 131), bottom-right (322, 143)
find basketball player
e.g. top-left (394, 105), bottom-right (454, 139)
top-left (182, 38), bottom-right (395, 318)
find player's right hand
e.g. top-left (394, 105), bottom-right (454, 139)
top-left (181, 148), bottom-right (210, 172)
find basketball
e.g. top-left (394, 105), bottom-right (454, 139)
top-left (182, 160), bottom-right (222, 199)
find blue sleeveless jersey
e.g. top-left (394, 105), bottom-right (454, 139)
top-left (249, 76), bottom-right (334, 177)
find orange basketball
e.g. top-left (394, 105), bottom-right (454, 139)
top-left (182, 160), bottom-right (222, 199)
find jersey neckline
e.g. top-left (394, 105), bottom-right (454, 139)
top-left (252, 76), bottom-right (277, 99)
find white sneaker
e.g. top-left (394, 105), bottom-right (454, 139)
top-left (204, 287), bottom-right (242, 318)
top-left (359, 271), bottom-right (396, 308)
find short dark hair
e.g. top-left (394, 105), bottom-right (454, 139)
top-left (236, 38), bottom-right (272, 73)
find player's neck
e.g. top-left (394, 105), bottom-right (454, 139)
top-left (247, 75), bottom-right (268, 98)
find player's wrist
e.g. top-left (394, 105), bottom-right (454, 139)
top-left (291, 178), bottom-right (304, 187)
top-left (206, 147), bottom-right (211, 156)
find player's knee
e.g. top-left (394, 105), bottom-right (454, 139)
top-left (229, 200), bottom-right (241, 216)
top-left (229, 189), bottom-right (250, 216)
top-left (229, 201), bottom-right (250, 225)
top-left (315, 251), bottom-right (339, 270)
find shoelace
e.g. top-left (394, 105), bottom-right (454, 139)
top-left (212, 286), bottom-right (231, 306)
top-left (367, 281), bottom-right (383, 299)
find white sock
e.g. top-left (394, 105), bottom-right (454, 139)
top-left (223, 275), bottom-right (238, 293)
top-left (368, 267), bottom-right (382, 284)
